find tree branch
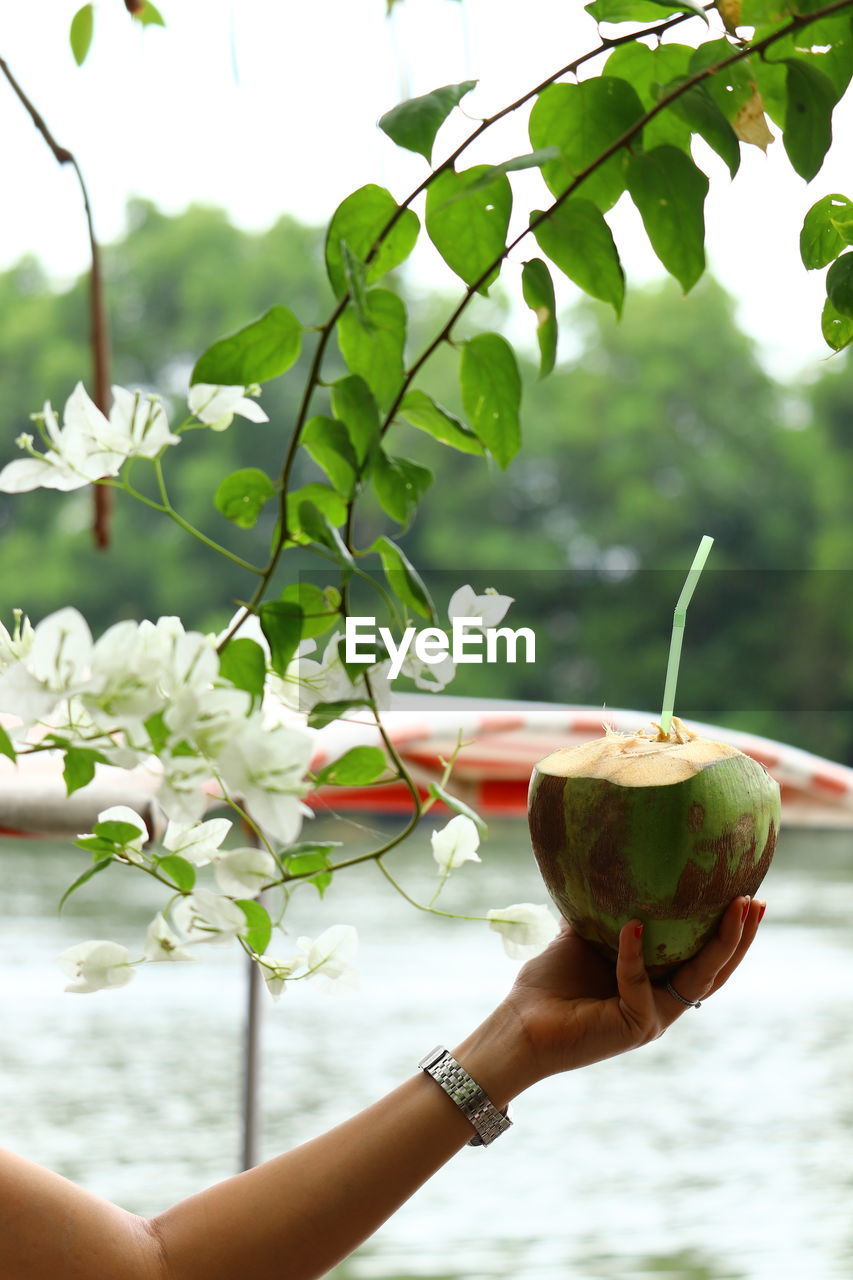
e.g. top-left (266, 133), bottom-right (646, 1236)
top-left (0, 56), bottom-right (113, 548)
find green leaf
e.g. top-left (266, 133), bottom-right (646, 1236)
top-left (372, 535), bottom-right (436, 619)
top-left (626, 145), bottom-right (708, 292)
top-left (93, 820), bottom-right (147, 846)
top-left (603, 44), bottom-right (692, 151)
top-left (689, 42), bottom-right (756, 122)
top-left (425, 166), bottom-right (512, 294)
top-left (826, 253), bottom-right (853, 319)
top-left (398, 390), bottom-right (483, 455)
top-left (782, 59), bottom-right (837, 183)
top-left (521, 259), bottom-right (558, 379)
top-left (219, 637), bottom-right (267, 703)
top-left (59, 858), bottom-right (112, 913)
top-left (215, 467), bottom-right (276, 529)
top-left (531, 199), bottom-right (625, 316)
top-left (529, 77), bottom-right (646, 212)
top-left (70, 5), bottom-right (94, 65)
top-left (191, 306), bottom-right (302, 386)
top-left (452, 148), bottom-right (562, 195)
top-left (586, 0), bottom-right (703, 18)
top-left (330, 375), bottom-right (381, 467)
top-left (235, 899), bottom-right (272, 954)
top-left (259, 602), bottom-right (304, 676)
top-left (337, 289), bottom-right (406, 409)
top-left (672, 85), bottom-right (741, 178)
top-left (800, 194), bottom-right (853, 268)
top-left (298, 501), bottom-right (355, 567)
top-left (821, 296), bottom-right (853, 351)
top-left (314, 746), bottom-right (389, 786)
top-left (325, 185), bottom-right (420, 298)
top-left (280, 583), bottom-right (340, 639)
top-left (370, 450), bottom-right (433, 525)
top-left (459, 333), bottom-right (522, 468)
top-left (0, 725), bottom-right (16, 762)
top-left (302, 417), bottom-right (359, 496)
top-left (144, 710), bottom-right (169, 754)
top-left (340, 241), bottom-right (371, 327)
top-left (379, 80), bottom-right (478, 161)
top-left (75, 836), bottom-right (117, 856)
top-left (282, 849), bottom-right (334, 897)
top-left (156, 854), bottom-right (196, 892)
top-left (62, 746), bottom-right (107, 797)
top-left (427, 782), bottom-right (488, 833)
top-left (285, 485), bottom-right (347, 540)
top-left (761, 15), bottom-right (853, 101)
top-left (307, 699), bottom-right (372, 729)
top-left (134, 1), bottom-right (166, 25)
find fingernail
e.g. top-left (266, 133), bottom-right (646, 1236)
top-left (741, 898), bottom-right (751, 923)
top-left (634, 923), bottom-right (644, 939)
top-left (757, 901), bottom-right (767, 923)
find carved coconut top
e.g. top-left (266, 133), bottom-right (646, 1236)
top-left (535, 719), bottom-right (744, 787)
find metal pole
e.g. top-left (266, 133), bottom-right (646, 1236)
top-left (240, 941), bottom-right (262, 1171)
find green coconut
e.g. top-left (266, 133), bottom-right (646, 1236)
top-left (527, 719), bottom-right (781, 976)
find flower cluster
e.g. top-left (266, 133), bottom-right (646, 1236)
top-left (0, 370), bottom-right (555, 998)
top-left (0, 381), bottom-right (267, 494)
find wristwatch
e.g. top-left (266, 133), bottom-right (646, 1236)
top-left (418, 1046), bottom-right (513, 1147)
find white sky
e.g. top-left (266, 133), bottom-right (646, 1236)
top-left (1, 0), bottom-right (851, 379)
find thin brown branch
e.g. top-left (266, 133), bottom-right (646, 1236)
top-left (377, 0), bottom-right (853, 438)
top-left (0, 56), bottom-right (112, 548)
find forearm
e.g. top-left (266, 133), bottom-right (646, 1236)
top-left (151, 1003), bottom-right (533, 1280)
top-left (0, 1147), bottom-right (161, 1280)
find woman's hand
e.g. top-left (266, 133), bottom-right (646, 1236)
top-left (508, 895), bottom-right (765, 1079)
top-left (454, 896), bottom-right (765, 1105)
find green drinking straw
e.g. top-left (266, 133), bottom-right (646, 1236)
top-left (658, 534), bottom-right (714, 737)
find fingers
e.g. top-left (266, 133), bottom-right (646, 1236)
top-left (707, 897), bottom-right (766, 994)
top-left (615, 921), bottom-right (659, 1042)
top-left (659, 895), bottom-right (764, 1022)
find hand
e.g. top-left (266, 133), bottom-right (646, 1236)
top-left (497, 895), bottom-right (765, 1087)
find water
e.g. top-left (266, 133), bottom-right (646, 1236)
top-left (1, 819), bottom-right (852, 1280)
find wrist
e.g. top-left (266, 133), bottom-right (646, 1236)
top-left (451, 1000), bottom-right (540, 1110)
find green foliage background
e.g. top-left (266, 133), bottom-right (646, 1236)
top-left (0, 201), bottom-right (850, 761)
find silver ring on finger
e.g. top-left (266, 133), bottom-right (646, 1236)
top-left (665, 980), bottom-right (702, 1009)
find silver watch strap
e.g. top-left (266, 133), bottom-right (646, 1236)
top-left (418, 1046), bottom-right (512, 1147)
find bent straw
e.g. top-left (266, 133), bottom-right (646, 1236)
top-left (659, 535), bottom-right (714, 737)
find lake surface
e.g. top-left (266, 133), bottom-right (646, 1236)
top-left (1, 818), bottom-right (852, 1280)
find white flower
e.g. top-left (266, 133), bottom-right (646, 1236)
top-left (164, 686), bottom-right (252, 755)
top-left (448, 585), bottom-right (513, 631)
top-left (103, 386), bottom-right (180, 459)
top-left (296, 924), bottom-right (359, 988)
top-left (156, 751), bottom-right (212, 825)
top-left (0, 611), bottom-right (33, 672)
top-left (281, 633), bottom-right (391, 713)
top-left (261, 956), bottom-right (297, 1000)
top-left (216, 720), bottom-right (313, 842)
top-left (143, 913), bottom-right (194, 962)
top-left (59, 940), bottom-right (135, 993)
top-left (400, 648), bottom-right (456, 692)
top-left (0, 390), bottom-right (120, 493)
top-left (487, 903), bottom-right (558, 960)
top-left (0, 607), bottom-right (93, 721)
top-left (0, 383), bottom-right (180, 495)
top-left (172, 888), bottom-right (247, 944)
top-left (162, 817), bottom-right (232, 867)
top-left (431, 815), bottom-right (481, 874)
top-left (213, 846), bottom-right (278, 896)
top-left (188, 384), bottom-right (269, 432)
